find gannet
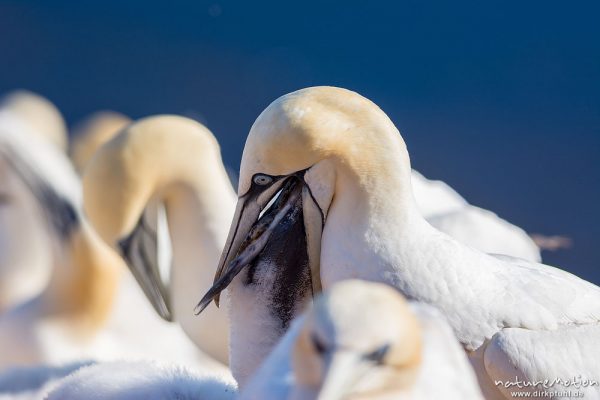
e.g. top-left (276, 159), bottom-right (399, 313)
top-left (243, 280), bottom-right (484, 400)
top-left (411, 171), bottom-right (541, 262)
top-left (0, 90), bottom-right (67, 151)
top-left (0, 119), bottom-right (122, 369)
top-left (200, 86), bottom-right (600, 399)
top-left (0, 115), bottom-right (57, 310)
top-left (44, 361), bottom-right (237, 400)
top-left (0, 116), bottom-right (230, 382)
top-left (69, 111), bottom-right (132, 174)
top-left (83, 115), bottom-right (236, 365)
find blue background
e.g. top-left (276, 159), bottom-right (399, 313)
top-left (1, 1), bottom-right (598, 282)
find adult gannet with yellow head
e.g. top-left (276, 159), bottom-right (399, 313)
top-left (200, 87), bottom-right (600, 399)
top-left (83, 115), bottom-right (236, 365)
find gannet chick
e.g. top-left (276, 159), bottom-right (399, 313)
top-left (83, 115), bottom-right (236, 364)
top-left (204, 86), bottom-right (600, 399)
top-left (0, 90), bottom-right (67, 151)
top-left (197, 174), bottom-right (313, 385)
top-left (69, 111), bottom-right (131, 174)
top-left (44, 361), bottom-right (237, 400)
top-left (242, 280), bottom-right (484, 400)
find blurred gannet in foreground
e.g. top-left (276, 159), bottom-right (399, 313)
top-left (0, 90), bottom-right (67, 151)
top-left (69, 111), bottom-right (132, 174)
top-left (43, 361), bottom-right (236, 400)
top-left (0, 120), bottom-right (226, 379)
top-left (0, 360), bottom-right (94, 400)
top-left (243, 280), bottom-right (483, 400)
top-left (0, 119), bottom-right (122, 369)
top-left (0, 115), bottom-right (56, 310)
top-left (201, 86), bottom-right (600, 399)
top-left (83, 115), bottom-right (236, 365)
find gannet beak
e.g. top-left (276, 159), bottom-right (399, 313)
top-left (317, 352), bottom-right (368, 400)
top-left (195, 169), bottom-right (324, 314)
top-left (118, 213), bottom-right (172, 321)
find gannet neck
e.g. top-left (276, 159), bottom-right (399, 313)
top-left (83, 114), bottom-right (235, 247)
top-left (83, 115), bottom-right (235, 363)
top-left (41, 222), bottom-right (122, 333)
top-left (166, 183), bottom-right (234, 354)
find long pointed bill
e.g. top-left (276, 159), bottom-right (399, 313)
top-left (195, 177), bottom-right (304, 314)
top-left (209, 176), bottom-right (288, 307)
top-left (118, 204), bottom-right (172, 321)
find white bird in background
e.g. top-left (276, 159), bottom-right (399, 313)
top-left (0, 119), bottom-right (229, 386)
top-left (83, 115), bottom-right (236, 365)
top-left (69, 111), bottom-right (132, 174)
top-left (410, 171), bottom-right (541, 262)
top-left (202, 86), bottom-right (600, 399)
top-left (243, 280), bottom-right (483, 400)
top-left (0, 90), bottom-right (68, 152)
top-left (44, 361), bottom-right (237, 400)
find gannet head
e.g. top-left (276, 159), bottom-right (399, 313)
top-left (70, 111), bottom-right (132, 174)
top-left (0, 90), bottom-right (68, 151)
top-left (292, 279), bottom-right (422, 400)
top-left (197, 86), bottom-right (415, 310)
top-left (83, 115), bottom-right (234, 322)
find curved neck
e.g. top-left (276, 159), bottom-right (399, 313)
top-left (320, 155), bottom-right (430, 287)
top-left (165, 181), bottom-right (236, 296)
top-left (41, 222), bottom-right (122, 334)
top-left (163, 180), bottom-right (235, 363)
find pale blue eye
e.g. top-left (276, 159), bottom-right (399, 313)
top-left (253, 174), bottom-right (273, 186)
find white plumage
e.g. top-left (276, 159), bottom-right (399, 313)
top-left (243, 280), bottom-right (484, 400)
top-left (0, 112), bottom-right (229, 380)
top-left (44, 361), bottom-right (237, 400)
top-left (411, 170), bottom-right (541, 262)
top-left (223, 86), bottom-right (600, 399)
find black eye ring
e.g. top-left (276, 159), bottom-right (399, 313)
top-left (311, 333), bottom-right (327, 355)
top-left (253, 174), bottom-right (273, 186)
top-left (364, 343), bottom-right (390, 365)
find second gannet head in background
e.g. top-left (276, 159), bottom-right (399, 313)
top-left (0, 90), bottom-right (68, 152)
top-left (83, 115), bottom-right (236, 364)
top-left (69, 111), bottom-right (132, 174)
top-left (292, 280), bottom-right (421, 400)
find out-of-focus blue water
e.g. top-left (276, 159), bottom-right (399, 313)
top-left (1, 0), bottom-right (598, 283)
